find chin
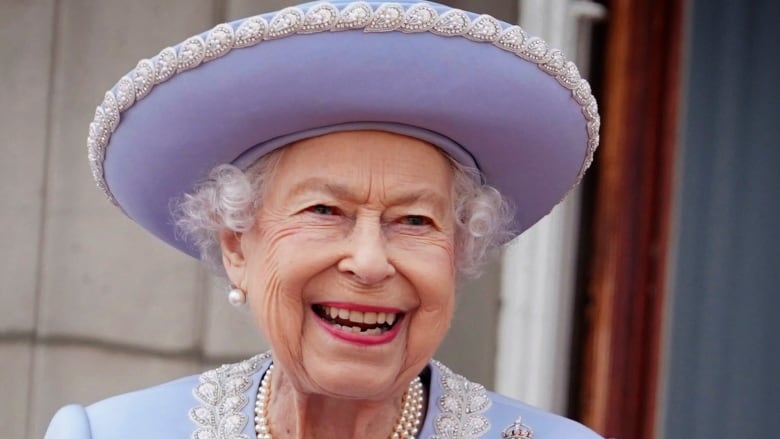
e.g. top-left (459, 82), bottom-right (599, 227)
top-left (297, 333), bottom-right (414, 400)
top-left (306, 362), bottom-right (405, 401)
top-left (273, 309), bottom-right (435, 401)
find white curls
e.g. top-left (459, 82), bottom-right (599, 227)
top-left (174, 150), bottom-right (283, 273)
top-left (450, 159), bottom-right (515, 278)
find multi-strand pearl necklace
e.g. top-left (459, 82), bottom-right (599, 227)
top-left (254, 364), bottom-right (425, 439)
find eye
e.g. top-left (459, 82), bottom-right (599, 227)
top-left (306, 204), bottom-right (340, 216)
top-left (399, 215), bottom-right (433, 227)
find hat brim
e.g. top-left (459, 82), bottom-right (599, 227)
top-left (89, 1), bottom-right (599, 258)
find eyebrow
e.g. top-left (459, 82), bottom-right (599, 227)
top-left (288, 177), bottom-right (450, 214)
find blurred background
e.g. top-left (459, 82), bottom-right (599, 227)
top-left (1, 0), bottom-right (777, 438)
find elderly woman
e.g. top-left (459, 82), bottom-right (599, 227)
top-left (46, 1), bottom-right (602, 438)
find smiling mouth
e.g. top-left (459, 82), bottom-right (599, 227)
top-left (312, 304), bottom-right (402, 336)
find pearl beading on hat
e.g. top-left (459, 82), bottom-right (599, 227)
top-left (87, 1), bottom-right (601, 206)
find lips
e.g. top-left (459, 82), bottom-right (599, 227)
top-left (312, 303), bottom-right (403, 336)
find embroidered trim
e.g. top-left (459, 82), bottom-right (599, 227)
top-left (187, 354), bottom-right (494, 439)
top-left (430, 360), bottom-right (492, 439)
top-left (189, 352), bottom-right (270, 439)
top-left (87, 1), bottom-right (599, 206)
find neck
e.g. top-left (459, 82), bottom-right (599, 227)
top-left (265, 366), bottom-right (423, 439)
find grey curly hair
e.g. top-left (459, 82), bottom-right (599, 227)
top-left (174, 147), bottom-right (514, 279)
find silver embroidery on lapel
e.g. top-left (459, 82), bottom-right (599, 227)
top-left (431, 360), bottom-right (491, 439)
top-left (189, 352), bottom-right (271, 439)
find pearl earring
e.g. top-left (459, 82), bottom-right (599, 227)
top-left (227, 287), bottom-right (246, 307)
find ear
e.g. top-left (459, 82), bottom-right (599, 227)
top-left (219, 230), bottom-right (248, 289)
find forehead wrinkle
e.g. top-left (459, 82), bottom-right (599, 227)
top-left (287, 176), bottom-right (366, 204)
top-left (368, 157), bottom-right (450, 214)
top-left (385, 155), bottom-right (453, 217)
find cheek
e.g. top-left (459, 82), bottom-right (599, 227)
top-left (393, 236), bottom-right (457, 295)
top-left (246, 259), bottom-right (303, 360)
top-left (395, 240), bottom-right (457, 365)
top-left (247, 221), bottom-right (338, 293)
top-left (406, 286), bottom-right (455, 368)
top-left (244, 224), bottom-right (343, 357)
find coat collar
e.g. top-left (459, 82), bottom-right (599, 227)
top-left (188, 352), bottom-right (492, 439)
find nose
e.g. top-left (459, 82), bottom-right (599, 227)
top-left (337, 218), bottom-right (396, 285)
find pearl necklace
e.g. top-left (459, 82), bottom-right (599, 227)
top-left (254, 364), bottom-right (425, 439)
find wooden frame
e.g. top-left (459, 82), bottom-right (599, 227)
top-left (571, 0), bottom-right (686, 438)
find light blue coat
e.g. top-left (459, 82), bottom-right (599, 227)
top-left (45, 353), bottom-right (603, 438)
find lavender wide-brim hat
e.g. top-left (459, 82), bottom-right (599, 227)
top-left (87, 0), bottom-right (600, 258)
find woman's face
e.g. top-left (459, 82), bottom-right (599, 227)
top-left (221, 131), bottom-right (457, 401)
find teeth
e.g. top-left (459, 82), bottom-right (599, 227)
top-left (319, 305), bottom-right (398, 326)
top-left (348, 310), bottom-right (364, 323)
top-left (333, 324), bottom-right (383, 335)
